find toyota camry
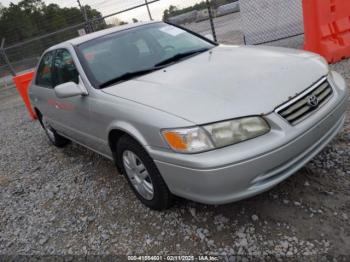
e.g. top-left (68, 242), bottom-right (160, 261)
top-left (29, 21), bottom-right (349, 210)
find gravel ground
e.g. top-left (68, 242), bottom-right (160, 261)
top-left (0, 43), bottom-right (349, 259)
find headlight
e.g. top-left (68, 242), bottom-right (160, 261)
top-left (162, 116), bottom-right (270, 153)
top-left (162, 127), bottom-right (214, 153)
top-left (203, 116), bottom-right (270, 148)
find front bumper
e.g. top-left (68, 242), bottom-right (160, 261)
top-left (148, 74), bottom-right (348, 204)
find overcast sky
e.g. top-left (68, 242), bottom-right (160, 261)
top-left (0, 0), bottom-right (201, 22)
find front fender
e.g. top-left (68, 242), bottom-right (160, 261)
top-left (107, 120), bottom-right (149, 147)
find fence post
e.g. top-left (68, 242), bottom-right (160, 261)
top-left (1, 38), bottom-right (16, 76)
top-left (145, 0), bottom-right (153, 20)
top-left (77, 0), bottom-right (94, 33)
top-left (206, 0), bottom-right (217, 42)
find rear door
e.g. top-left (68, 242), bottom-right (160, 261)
top-left (30, 51), bottom-right (57, 125)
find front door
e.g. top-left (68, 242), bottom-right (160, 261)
top-left (51, 48), bottom-right (91, 146)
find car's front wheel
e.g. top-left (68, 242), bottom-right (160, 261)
top-left (117, 135), bottom-right (173, 210)
top-left (40, 116), bottom-right (70, 147)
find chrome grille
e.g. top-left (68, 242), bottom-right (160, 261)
top-left (275, 77), bottom-right (333, 125)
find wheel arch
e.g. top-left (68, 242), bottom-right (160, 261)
top-left (33, 107), bottom-right (44, 126)
top-left (107, 122), bottom-right (149, 172)
top-left (34, 107), bottom-right (42, 119)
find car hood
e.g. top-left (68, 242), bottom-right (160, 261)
top-left (103, 45), bottom-right (329, 125)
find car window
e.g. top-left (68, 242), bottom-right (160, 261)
top-left (52, 49), bottom-right (79, 87)
top-left (78, 33), bottom-right (157, 84)
top-left (36, 51), bottom-right (54, 88)
top-left (77, 23), bottom-right (214, 87)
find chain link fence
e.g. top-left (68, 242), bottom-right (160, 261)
top-left (240, 0), bottom-right (303, 45)
top-left (0, 0), bottom-right (305, 88)
top-left (0, 0), bottom-right (245, 79)
top-left (0, 0), bottom-right (160, 80)
top-left (165, 1), bottom-right (243, 45)
top-left (2, 23), bottom-right (98, 75)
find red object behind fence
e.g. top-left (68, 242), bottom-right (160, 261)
top-left (12, 71), bottom-right (37, 120)
top-left (303, 0), bottom-right (350, 63)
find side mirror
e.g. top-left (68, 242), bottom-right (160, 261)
top-left (54, 82), bottom-right (85, 99)
top-left (205, 34), bottom-right (215, 42)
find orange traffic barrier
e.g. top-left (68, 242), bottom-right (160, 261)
top-left (12, 71), bottom-right (37, 120)
top-left (303, 0), bottom-right (350, 63)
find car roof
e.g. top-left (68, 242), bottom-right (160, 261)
top-left (47, 20), bottom-right (160, 50)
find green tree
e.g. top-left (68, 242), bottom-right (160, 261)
top-left (0, 3), bottom-right (4, 15)
top-left (163, 5), bottom-right (178, 20)
top-left (0, 0), bottom-right (104, 45)
top-left (0, 0), bottom-right (105, 66)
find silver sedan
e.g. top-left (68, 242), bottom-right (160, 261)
top-left (29, 21), bottom-right (349, 210)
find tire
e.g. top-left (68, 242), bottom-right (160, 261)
top-left (117, 135), bottom-right (173, 210)
top-left (40, 115), bottom-right (70, 148)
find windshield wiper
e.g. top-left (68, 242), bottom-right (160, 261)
top-left (154, 48), bottom-right (210, 67)
top-left (99, 48), bottom-right (209, 88)
top-left (99, 67), bottom-right (164, 88)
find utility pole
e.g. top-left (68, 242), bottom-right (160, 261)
top-left (0, 38), bottom-right (16, 76)
top-left (206, 0), bottom-right (217, 42)
top-left (145, 0), bottom-right (153, 21)
top-left (77, 0), bottom-right (93, 33)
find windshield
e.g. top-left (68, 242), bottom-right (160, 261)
top-left (77, 23), bottom-right (215, 88)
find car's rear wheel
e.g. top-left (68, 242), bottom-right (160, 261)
top-left (40, 116), bottom-right (70, 147)
top-left (117, 135), bottom-right (173, 210)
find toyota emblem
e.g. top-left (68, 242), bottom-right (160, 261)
top-left (307, 95), bottom-right (319, 108)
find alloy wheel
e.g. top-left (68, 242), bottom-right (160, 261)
top-left (122, 150), bottom-right (154, 200)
